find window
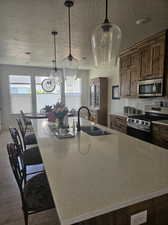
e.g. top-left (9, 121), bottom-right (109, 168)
top-left (9, 74), bottom-right (83, 114)
top-left (65, 77), bottom-right (81, 110)
top-left (9, 75), bottom-right (32, 113)
top-left (35, 76), bottom-right (61, 113)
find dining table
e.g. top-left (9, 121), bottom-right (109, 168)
top-left (24, 113), bottom-right (47, 119)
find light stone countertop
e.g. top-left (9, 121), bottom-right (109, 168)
top-left (146, 110), bottom-right (168, 115)
top-left (109, 113), bottom-right (128, 117)
top-left (152, 120), bottom-right (168, 126)
top-left (32, 118), bottom-right (168, 225)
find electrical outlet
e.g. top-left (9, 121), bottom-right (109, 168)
top-left (131, 210), bottom-right (147, 225)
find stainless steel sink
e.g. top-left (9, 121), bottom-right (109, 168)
top-left (80, 126), bottom-right (111, 136)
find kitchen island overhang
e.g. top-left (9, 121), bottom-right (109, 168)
top-left (32, 118), bottom-right (168, 225)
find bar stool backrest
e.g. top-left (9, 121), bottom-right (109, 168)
top-left (16, 118), bottom-right (25, 138)
top-left (7, 143), bottom-right (24, 195)
top-left (9, 127), bottom-right (24, 153)
top-left (20, 110), bottom-right (27, 126)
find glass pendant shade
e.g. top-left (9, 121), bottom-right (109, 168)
top-left (49, 70), bottom-right (62, 84)
top-left (92, 22), bottom-right (121, 67)
top-left (49, 61), bottom-right (62, 85)
top-left (62, 54), bottom-right (79, 79)
top-left (48, 31), bottom-right (62, 85)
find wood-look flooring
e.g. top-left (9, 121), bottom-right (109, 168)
top-left (0, 131), bottom-right (58, 225)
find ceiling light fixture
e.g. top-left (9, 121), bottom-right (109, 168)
top-left (25, 52), bottom-right (31, 55)
top-left (62, 0), bottom-right (79, 80)
top-left (49, 31), bottom-right (62, 84)
top-left (136, 17), bottom-right (151, 25)
top-left (91, 0), bottom-right (122, 68)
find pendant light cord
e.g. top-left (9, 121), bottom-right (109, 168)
top-left (68, 6), bottom-right (72, 56)
top-left (53, 33), bottom-right (57, 72)
top-left (104, 0), bottom-right (109, 23)
top-left (106, 0), bottom-right (108, 20)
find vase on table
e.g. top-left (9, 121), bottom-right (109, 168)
top-left (57, 115), bottom-right (69, 129)
top-left (47, 112), bottom-right (56, 122)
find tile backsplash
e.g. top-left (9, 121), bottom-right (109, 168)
top-left (111, 97), bottom-right (168, 114)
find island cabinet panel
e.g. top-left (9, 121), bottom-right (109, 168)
top-left (151, 123), bottom-right (168, 149)
top-left (109, 114), bottom-right (127, 133)
top-left (115, 199), bottom-right (155, 225)
top-left (75, 212), bottom-right (115, 225)
top-left (154, 194), bottom-right (168, 225)
top-left (73, 194), bottom-right (168, 225)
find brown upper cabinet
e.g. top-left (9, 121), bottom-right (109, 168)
top-left (120, 50), bottom-right (140, 97)
top-left (120, 30), bottom-right (167, 98)
top-left (139, 35), bottom-right (166, 80)
top-left (140, 43), bottom-right (153, 80)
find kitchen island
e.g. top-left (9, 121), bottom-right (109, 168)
top-left (32, 118), bottom-right (168, 225)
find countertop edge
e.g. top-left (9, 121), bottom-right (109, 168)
top-left (109, 113), bottom-right (128, 117)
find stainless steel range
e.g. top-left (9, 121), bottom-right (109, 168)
top-left (127, 112), bottom-right (168, 142)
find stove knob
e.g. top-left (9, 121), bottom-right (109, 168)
top-left (128, 118), bottom-right (132, 123)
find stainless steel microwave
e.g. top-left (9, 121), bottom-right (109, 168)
top-left (138, 79), bottom-right (163, 97)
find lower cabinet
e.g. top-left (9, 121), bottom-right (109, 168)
top-left (152, 123), bottom-right (168, 149)
top-left (109, 114), bottom-right (127, 134)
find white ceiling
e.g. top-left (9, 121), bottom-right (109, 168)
top-left (0, 0), bottom-right (168, 69)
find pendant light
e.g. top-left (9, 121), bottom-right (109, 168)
top-left (62, 0), bottom-right (79, 80)
top-left (91, 0), bottom-right (122, 68)
top-left (49, 31), bottom-right (62, 84)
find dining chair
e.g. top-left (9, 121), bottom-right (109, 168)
top-left (16, 118), bottom-right (37, 149)
top-left (7, 143), bottom-right (55, 225)
top-left (9, 127), bottom-right (43, 181)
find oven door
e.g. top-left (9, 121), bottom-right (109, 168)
top-left (127, 126), bottom-right (151, 143)
top-left (138, 79), bottom-right (163, 97)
